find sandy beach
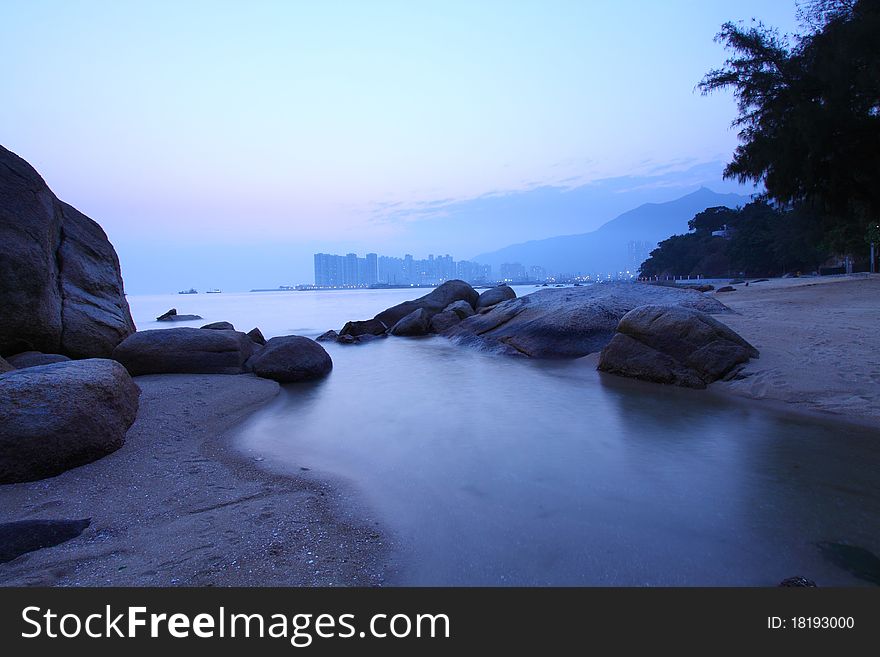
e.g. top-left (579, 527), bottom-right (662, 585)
top-left (0, 374), bottom-right (393, 586)
top-left (710, 274), bottom-right (880, 428)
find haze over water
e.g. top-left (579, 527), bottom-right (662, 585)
top-left (130, 289), bottom-right (880, 586)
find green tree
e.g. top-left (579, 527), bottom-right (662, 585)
top-left (699, 0), bottom-right (880, 260)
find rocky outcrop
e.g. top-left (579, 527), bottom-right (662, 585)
top-left (0, 146), bottom-right (136, 358)
top-left (429, 310), bottom-right (462, 333)
top-left (6, 351), bottom-right (70, 369)
top-left (389, 308), bottom-right (431, 336)
top-left (476, 285), bottom-right (516, 309)
top-left (0, 359), bottom-right (140, 483)
top-left (374, 280), bottom-right (479, 327)
top-left (445, 282), bottom-right (730, 358)
top-left (156, 308), bottom-right (203, 322)
top-left (340, 319), bottom-right (387, 337)
top-left (201, 321), bottom-right (235, 330)
top-left (246, 327), bottom-right (267, 345)
top-left (444, 300), bottom-right (475, 319)
top-left (112, 327), bottom-right (256, 376)
top-left (597, 304), bottom-right (759, 388)
top-left (245, 336), bottom-right (332, 383)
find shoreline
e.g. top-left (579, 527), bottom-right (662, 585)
top-left (0, 374), bottom-right (394, 586)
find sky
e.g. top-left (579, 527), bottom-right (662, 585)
top-left (1, 1), bottom-right (802, 292)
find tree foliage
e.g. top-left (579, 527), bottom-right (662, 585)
top-left (699, 0), bottom-right (880, 255)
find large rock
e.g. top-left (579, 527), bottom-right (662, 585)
top-left (0, 356), bottom-right (13, 374)
top-left (444, 300), bottom-right (475, 319)
top-left (112, 327), bottom-right (256, 375)
top-left (201, 321), bottom-right (235, 330)
top-left (0, 146), bottom-right (135, 359)
top-left (374, 280), bottom-right (479, 327)
top-left (429, 310), bottom-right (462, 333)
top-left (245, 336), bottom-right (332, 383)
top-left (445, 282), bottom-right (730, 358)
top-left (340, 318), bottom-right (387, 337)
top-left (0, 359), bottom-right (140, 483)
top-left (6, 351), bottom-right (70, 369)
top-left (389, 308), bottom-right (431, 337)
top-left (476, 285), bottom-right (516, 309)
top-left (597, 304), bottom-right (759, 388)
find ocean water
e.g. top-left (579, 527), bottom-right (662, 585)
top-left (128, 288), bottom-right (880, 586)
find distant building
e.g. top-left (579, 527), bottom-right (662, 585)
top-left (316, 251), bottom-right (495, 287)
top-left (500, 262), bottom-right (526, 281)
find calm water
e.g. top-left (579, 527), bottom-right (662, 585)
top-left (129, 288), bottom-right (880, 586)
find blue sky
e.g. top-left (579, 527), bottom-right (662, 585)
top-left (1, 1), bottom-right (801, 291)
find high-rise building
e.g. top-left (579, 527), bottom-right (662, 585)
top-left (500, 262), bottom-right (526, 281)
top-left (364, 253), bottom-right (378, 286)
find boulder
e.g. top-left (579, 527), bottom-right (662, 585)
top-left (430, 310), bottom-right (462, 333)
top-left (316, 330), bottom-right (339, 342)
top-left (0, 359), bottom-right (140, 484)
top-left (0, 146), bottom-right (135, 358)
top-left (156, 308), bottom-right (203, 322)
top-left (597, 304), bottom-right (759, 388)
top-left (0, 356), bottom-right (13, 374)
top-left (245, 336), bottom-right (332, 383)
top-left (246, 327), bottom-right (267, 345)
top-left (201, 321), bottom-right (235, 331)
top-left (446, 282), bottom-right (730, 358)
top-left (374, 280), bottom-right (479, 327)
top-left (6, 351), bottom-right (70, 369)
top-left (476, 285), bottom-right (516, 309)
top-left (444, 300), bottom-right (475, 319)
top-left (112, 328), bottom-right (256, 375)
top-left (389, 308), bottom-right (431, 336)
top-left (340, 318), bottom-right (387, 337)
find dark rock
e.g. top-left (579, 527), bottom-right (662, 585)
top-left (0, 356), bottom-right (14, 373)
top-left (6, 351), bottom-right (70, 369)
top-left (0, 359), bottom-right (140, 483)
top-left (430, 310), bottom-right (462, 333)
top-left (684, 284), bottom-right (715, 292)
top-left (389, 308), bottom-right (431, 337)
top-left (0, 519), bottom-right (91, 564)
top-left (778, 576), bottom-right (817, 587)
top-left (0, 146), bottom-right (135, 358)
top-left (112, 328), bottom-right (256, 375)
top-left (597, 304), bottom-right (759, 388)
top-left (716, 286), bottom-right (736, 293)
top-left (316, 330), bottom-right (339, 342)
top-left (245, 336), bottom-right (332, 383)
top-left (447, 282), bottom-right (730, 358)
top-left (157, 308), bottom-right (203, 322)
top-left (444, 300), bottom-right (475, 319)
top-left (476, 284), bottom-right (517, 309)
top-left (337, 334), bottom-right (357, 344)
top-left (246, 327), bottom-right (267, 345)
top-left (729, 279), bottom-right (745, 285)
top-left (374, 280), bottom-right (479, 327)
top-left (750, 278), bottom-right (769, 284)
top-left (201, 321), bottom-right (235, 331)
top-left (340, 318), bottom-right (387, 337)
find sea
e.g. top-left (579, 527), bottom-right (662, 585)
top-left (127, 287), bottom-right (880, 586)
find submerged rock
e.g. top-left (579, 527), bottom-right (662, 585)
top-left (316, 330), bottom-right (339, 342)
top-left (112, 327), bottom-right (256, 375)
top-left (476, 285), bottom-right (516, 309)
top-left (201, 321), bottom-right (235, 331)
top-left (447, 282), bottom-right (730, 358)
top-left (597, 304), bottom-right (758, 388)
top-left (245, 336), bottom-right (332, 383)
top-left (0, 146), bottom-right (136, 359)
top-left (389, 308), bottom-right (431, 337)
top-left (374, 280), bottom-right (479, 327)
top-left (6, 351), bottom-right (71, 369)
top-left (340, 318), bottom-right (387, 337)
top-left (0, 359), bottom-right (140, 483)
top-left (156, 308), bottom-right (203, 322)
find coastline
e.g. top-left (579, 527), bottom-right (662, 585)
top-left (0, 373), bottom-right (394, 586)
top-left (708, 274), bottom-right (880, 429)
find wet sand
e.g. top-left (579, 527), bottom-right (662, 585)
top-left (0, 374), bottom-right (394, 586)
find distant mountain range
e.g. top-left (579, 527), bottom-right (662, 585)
top-left (471, 187), bottom-right (751, 276)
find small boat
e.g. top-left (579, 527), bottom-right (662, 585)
top-left (178, 288), bottom-right (198, 294)
top-left (205, 288), bottom-right (222, 294)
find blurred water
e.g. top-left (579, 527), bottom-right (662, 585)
top-left (128, 288), bottom-right (880, 586)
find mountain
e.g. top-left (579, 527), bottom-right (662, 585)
top-left (471, 187), bottom-right (751, 277)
